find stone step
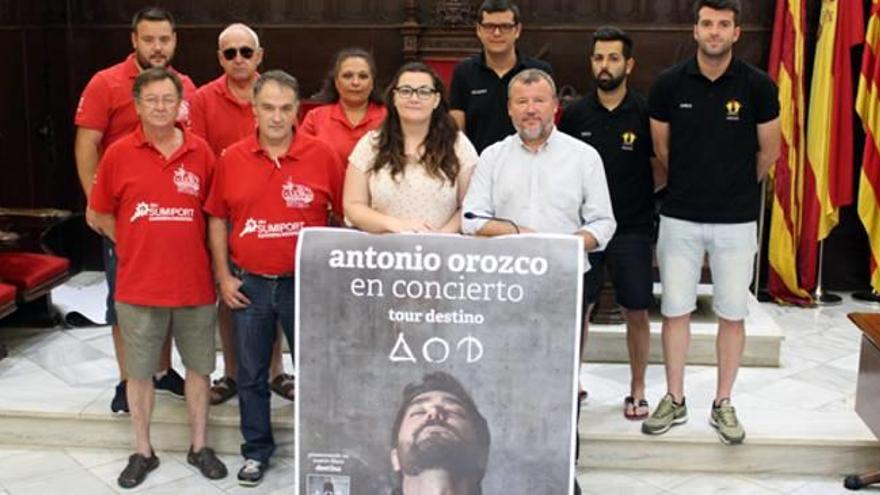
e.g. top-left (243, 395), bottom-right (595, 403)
top-left (585, 285), bottom-right (782, 367)
top-left (579, 403), bottom-right (880, 475)
top-left (0, 394), bottom-right (295, 458)
top-left (0, 393), bottom-right (875, 477)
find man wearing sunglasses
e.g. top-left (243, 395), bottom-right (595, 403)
top-left (449, 0), bottom-right (552, 153)
top-left (75, 6), bottom-right (196, 416)
top-left (191, 24), bottom-right (264, 156)
top-left (190, 25), bottom-right (293, 408)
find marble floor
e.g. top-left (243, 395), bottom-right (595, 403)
top-left (0, 273), bottom-right (879, 493)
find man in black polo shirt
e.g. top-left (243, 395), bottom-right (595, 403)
top-left (642, 0), bottom-right (780, 445)
top-left (449, 0), bottom-right (552, 153)
top-left (559, 25), bottom-right (662, 422)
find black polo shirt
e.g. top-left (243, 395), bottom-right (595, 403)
top-left (559, 90), bottom-right (654, 236)
top-left (449, 51), bottom-right (553, 153)
top-left (648, 57), bottom-right (779, 223)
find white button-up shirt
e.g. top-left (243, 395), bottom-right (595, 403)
top-left (462, 127), bottom-right (616, 251)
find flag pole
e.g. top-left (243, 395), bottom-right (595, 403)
top-left (754, 181), bottom-right (773, 301)
top-left (815, 240), bottom-right (842, 305)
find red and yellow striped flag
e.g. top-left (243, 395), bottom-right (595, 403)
top-left (800, 0), bottom-right (864, 292)
top-left (856, 0), bottom-right (880, 292)
top-left (767, 0), bottom-right (812, 304)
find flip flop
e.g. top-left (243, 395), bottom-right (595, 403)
top-left (210, 376), bottom-right (237, 405)
top-left (624, 396), bottom-right (649, 420)
top-left (271, 373), bottom-right (296, 401)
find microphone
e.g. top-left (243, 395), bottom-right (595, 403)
top-left (463, 211), bottom-right (520, 235)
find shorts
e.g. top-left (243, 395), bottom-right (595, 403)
top-left (102, 237), bottom-right (117, 325)
top-left (116, 302), bottom-right (216, 379)
top-left (583, 232), bottom-right (654, 311)
top-left (656, 216), bottom-right (757, 321)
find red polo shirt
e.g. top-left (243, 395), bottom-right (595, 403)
top-left (89, 125), bottom-right (216, 307)
top-left (204, 131), bottom-right (344, 275)
top-left (190, 74), bottom-right (256, 155)
top-left (75, 54), bottom-right (197, 151)
top-left (299, 101), bottom-right (386, 165)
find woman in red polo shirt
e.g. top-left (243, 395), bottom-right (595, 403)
top-left (299, 48), bottom-right (387, 164)
top-left (343, 62), bottom-right (477, 234)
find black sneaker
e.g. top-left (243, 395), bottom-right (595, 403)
top-left (111, 380), bottom-right (129, 414)
top-left (237, 459), bottom-right (267, 487)
top-left (187, 446), bottom-right (228, 480)
top-left (118, 452), bottom-right (159, 489)
top-left (154, 368), bottom-right (185, 398)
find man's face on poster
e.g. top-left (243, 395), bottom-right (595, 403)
top-left (391, 390), bottom-right (483, 477)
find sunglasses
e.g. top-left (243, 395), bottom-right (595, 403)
top-left (221, 46), bottom-right (256, 61)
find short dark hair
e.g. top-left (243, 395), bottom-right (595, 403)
top-left (693, 0), bottom-right (741, 25)
top-left (131, 6), bottom-right (175, 31)
top-left (132, 67), bottom-right (182, 100)
top-left (390, 371), bottom-right (491, 457)
top-left (591, 25), bottom-right (633, 59)
top-left (316, 47), bottom-right (382, 104)
top-left (253, 70), bottom-right (300, 100)
top-left (477, 0), bottom-right (520, 24)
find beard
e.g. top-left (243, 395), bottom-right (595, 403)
top-left (596, 71), bottom-right (626, 91)
top-left (514, 119), bottom-right (553, 143)
top-left (135, 52), bottom-right (170, 70)
top-left (397, 422), bottom-right (485, 479)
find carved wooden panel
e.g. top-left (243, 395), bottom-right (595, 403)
top-left (69, 0), bottom-right (406, 25)
top-left (417, 0), bottom-right (773, 26)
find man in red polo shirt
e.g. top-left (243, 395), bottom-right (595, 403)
top-left (206, 70), bottom-right (343, 487)
top-left (190, 23), bottom-right (292, 406)
top-left (89, 68), bottom-right (227, 489)
top-left (75, 6), bottom-right (195, 414)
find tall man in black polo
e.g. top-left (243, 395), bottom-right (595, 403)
top-left (449, 0), bottom-right (552, 152)
top-left (559, 26), bottom-right (662, 422)
top-left (642, 0), bottom-right (780, 445)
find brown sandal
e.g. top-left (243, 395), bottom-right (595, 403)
top-left (210, 376), bottom-right (237, 405)
top-left (624, 396), bottom-right (649, 420)
top-left (271, 373), bottom-right (295, 401)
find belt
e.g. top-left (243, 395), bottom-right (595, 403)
top-left (234, 266), bottom-right (294, 280)
top-left (248, 271), bottom-right (294, 280)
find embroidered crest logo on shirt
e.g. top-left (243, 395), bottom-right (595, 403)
top-left (173, 165), bottom-right (200, 196)
top-left (130, 201), bottom-right (195, 223)
top-left (239, 217), bottom-right (304, 239)
top-left (725, 99), bottom-right (742, 121)
top-left (621, 131), bottom-right (637, 151)
top-left (176, 100), bottom-right (191, 124)
top-left (282, 178), bottom-right (314, 208)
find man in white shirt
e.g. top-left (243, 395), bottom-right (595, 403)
top-left (461, 68), bottom-right (615, 249)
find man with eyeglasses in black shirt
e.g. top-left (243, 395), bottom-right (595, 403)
top-left (449, 0), bottom-right (552, 153)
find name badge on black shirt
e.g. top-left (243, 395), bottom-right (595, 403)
top-left (725, 99), bottom-right (742, 121)
top-left (621, 131), bottom-right (636, 151)
top-left (470, 88), bottom-right (488, 95)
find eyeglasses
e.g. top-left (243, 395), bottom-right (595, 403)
top-left (394, 85), bottom-right (438, 100)
top-left (221, 46), bottom-right (256, 61)
top-left (479, 22), bottom-right (518, 33)
top-left (138, 95), bottom-right (179, 107)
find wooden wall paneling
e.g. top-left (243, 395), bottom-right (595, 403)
top-left (27, 27), bottom-right (77, 210)
top-left (259, 26), bottom-right (404, 98)
top-left (0, 29), bottom-right (32, 207)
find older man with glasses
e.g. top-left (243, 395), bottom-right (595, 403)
top-left (449, 0), bottom-right (552, 153)
top-left (88, 67), bottom-right (227, 489)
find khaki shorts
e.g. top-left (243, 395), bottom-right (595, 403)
top-left (116, 302), bottom-right (216, 380)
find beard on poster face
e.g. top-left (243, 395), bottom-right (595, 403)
top-left (398, 419), bottom-right (483, 478)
